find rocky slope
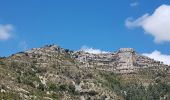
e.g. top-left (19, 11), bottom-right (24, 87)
top-left (0, 44), bottom-right (170, 100)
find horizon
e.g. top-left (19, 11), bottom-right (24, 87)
top-left (0, 0), bottom-right (170, 65)
top-left (2, 43), bottom-right (170, 66)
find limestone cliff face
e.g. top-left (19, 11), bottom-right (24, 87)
top-left (73, 47), bottom-right (169, 74)
top-left (116, 48), bottom-right (136, 73)
top-left (23, 45), bottom-right (169, 74)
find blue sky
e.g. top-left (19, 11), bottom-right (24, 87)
top-left (0, 0), bottom-right (170, 64)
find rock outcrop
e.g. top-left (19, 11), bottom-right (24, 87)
top-left (73, 47), bottom-right (169, 74)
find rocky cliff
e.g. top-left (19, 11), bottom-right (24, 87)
top-left (73, 47), bottom-right (169, 74)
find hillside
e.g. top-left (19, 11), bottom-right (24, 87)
top-left (0, 44), bottom-right (170, 100)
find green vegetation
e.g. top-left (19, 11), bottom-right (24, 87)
top-left (80, 90), bottom-right (98, 96)
top-left (48, 83), bottom-right (75, 94)
top-left (0, 92), bottom-right (21, 100)
top-left (0, 60), bottom-right (5, 66)
top-left (100, 72), bottom-right (170, 100)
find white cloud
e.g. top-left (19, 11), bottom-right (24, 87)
top-left (80, 45), bottom-right (109, 54)
top-left (125, 4), bottom-right (170, 43)
top-left (0, 24), bottom-right (13, 41)
top-left (130, 2), bottom-right (139, 7)
top-left (143, 50), bottom-right (170, 65)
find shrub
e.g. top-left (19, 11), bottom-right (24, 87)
top-left (36, 67), bottom-right (47, 73)
top-left (10, 61), bottom-right (19, 68)
top-left (59, 84), bottom-right (68, 91)
top-left (68, 84), bottom-right (75, 94)
top-left (38, 83), bottom-right (45, 91)
top-left (0, 61), bottom-right (5, 65)
top-left (87, 90), bottom-right (98, 96)
top-left (49, 83), bottom-right (57, 91)
top-left (86, 73), bottom-right (93, 79)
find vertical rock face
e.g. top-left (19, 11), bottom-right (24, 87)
top-left (73, 47), bottom-right (169, 74)
top-left (116, 48), bottom-right (136, 73)
top-left (73, 48), bottom-right (138, 73)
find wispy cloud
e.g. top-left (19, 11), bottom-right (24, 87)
top-left (0, 24), bottom-right (13, 41)
top-left (18, 41), bottom-right (28, 51)
top-left (130, 2), bottom-right (139, 7)
top-left (125, 5), bottom-right (170, 43)
top-left (80, 45), bottom-right (109, 54)
top-left (143, 50), bottom-right (170, 65)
